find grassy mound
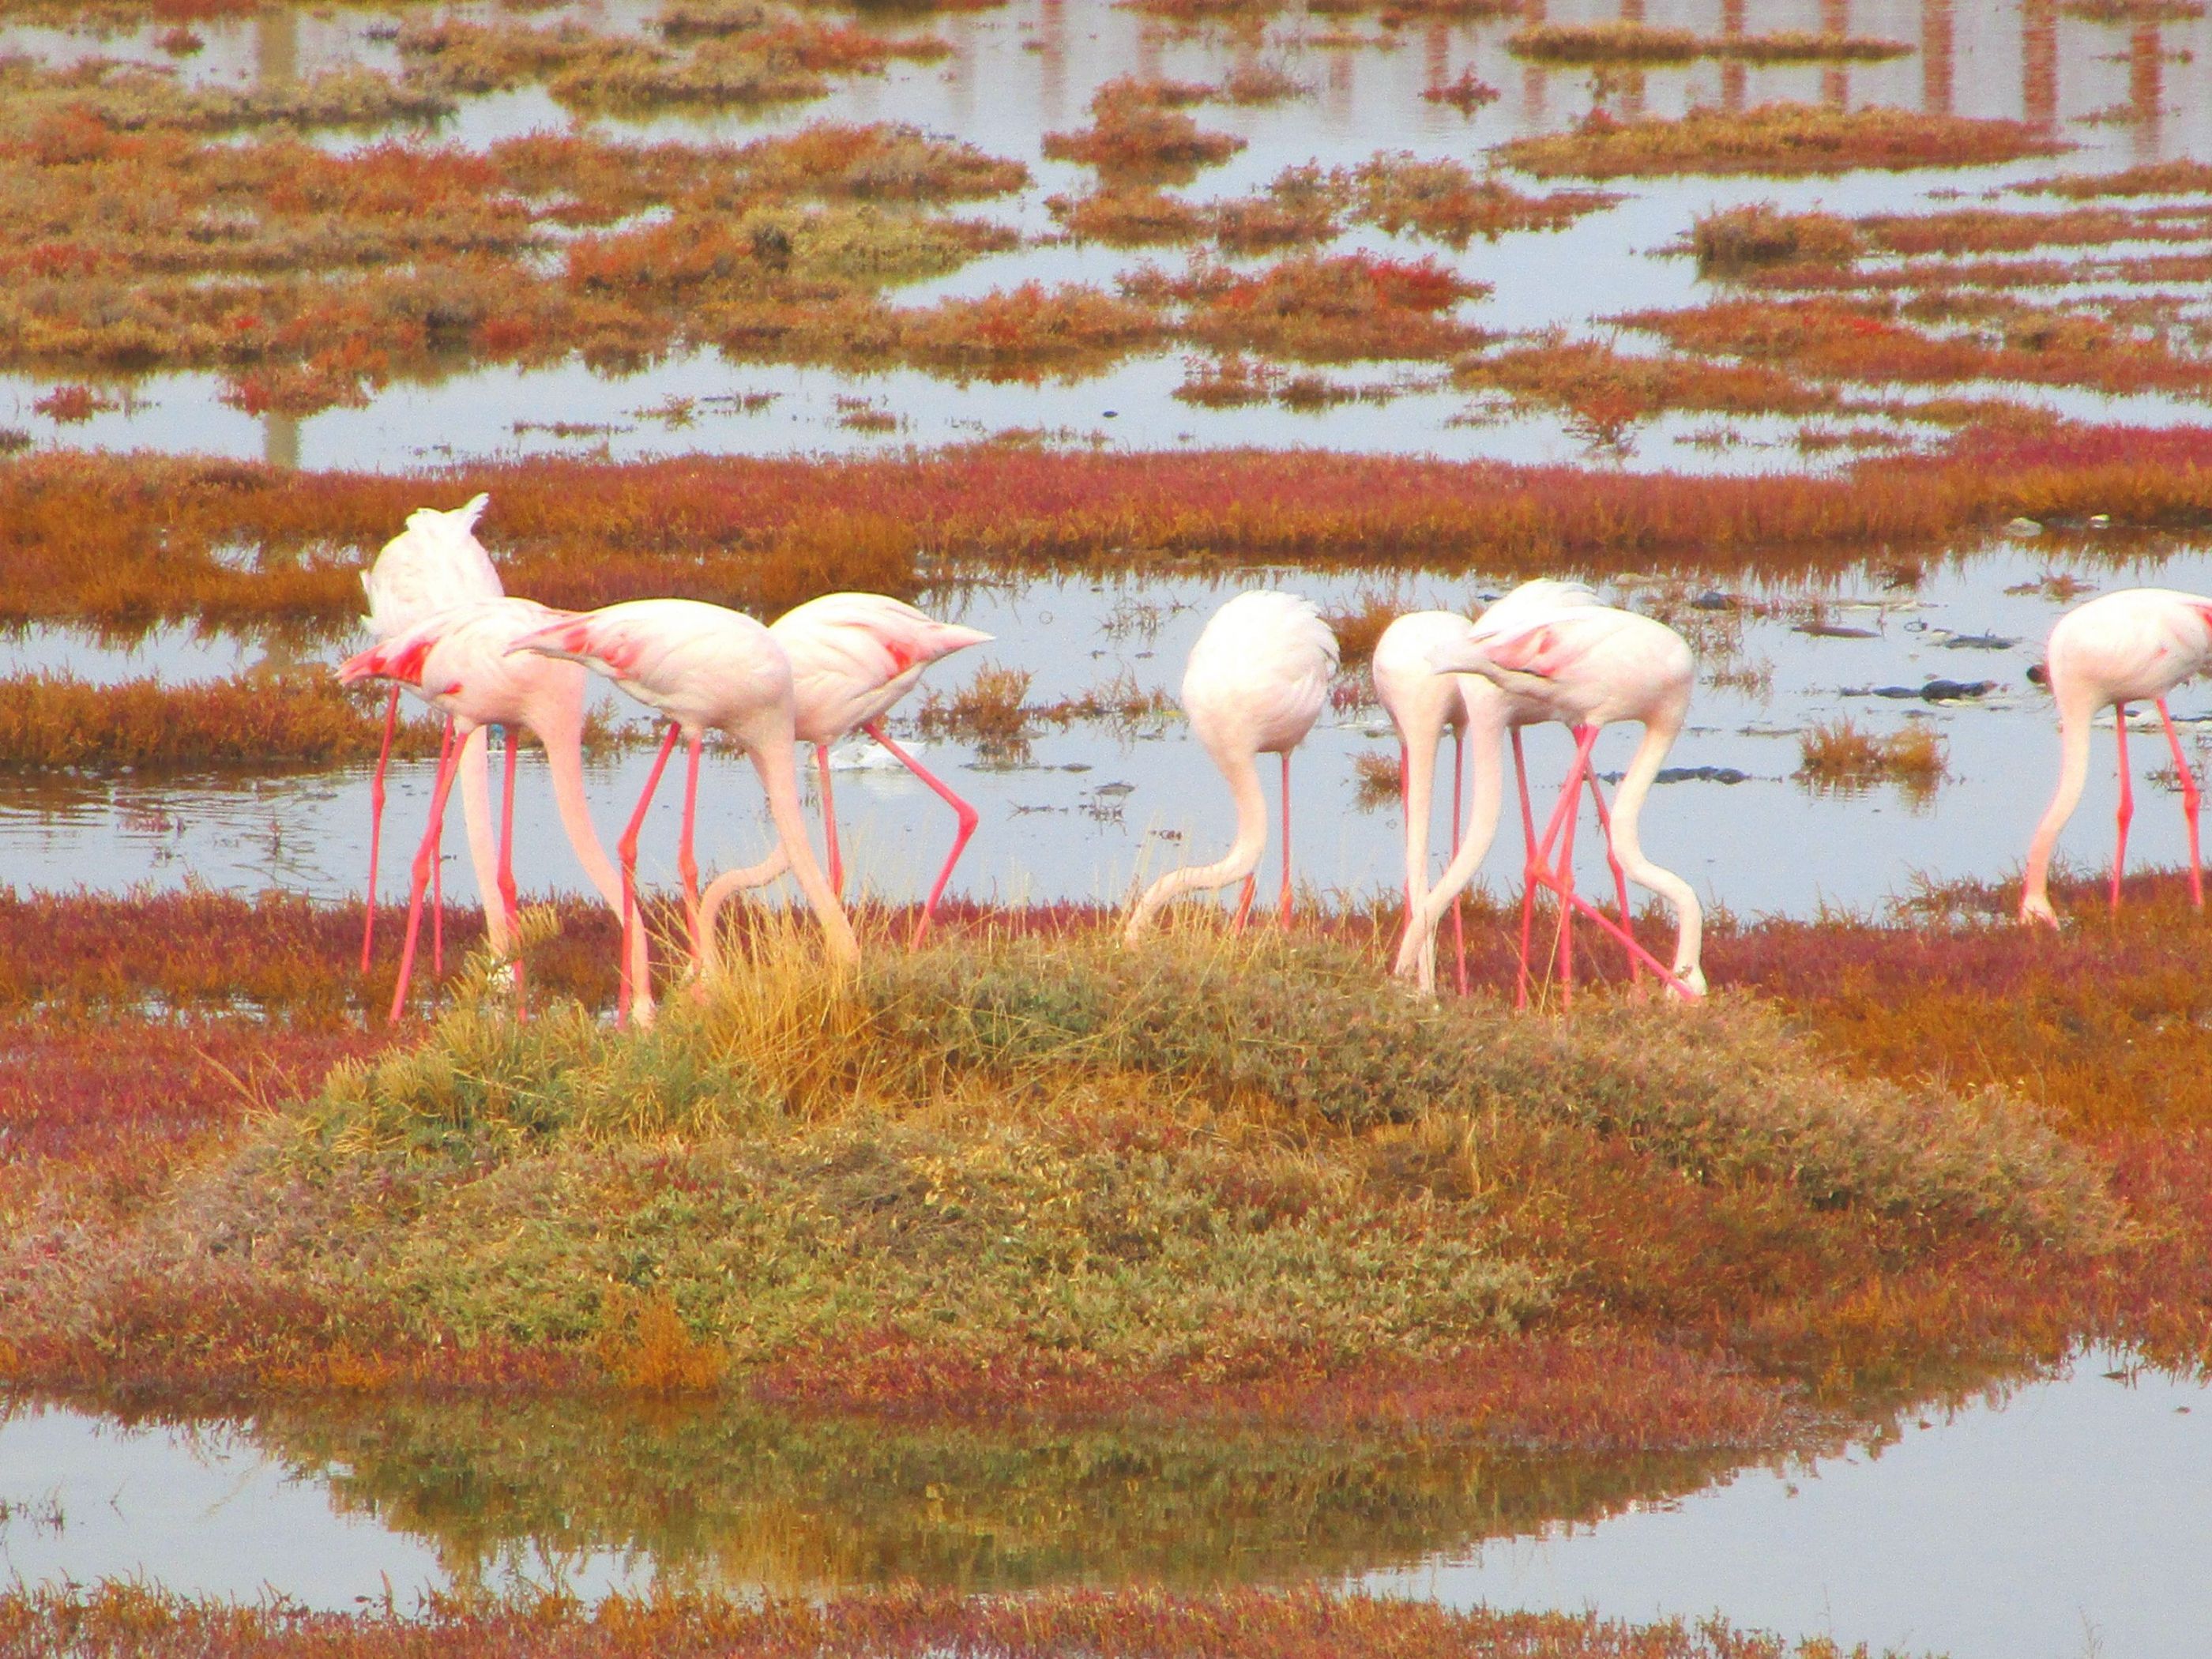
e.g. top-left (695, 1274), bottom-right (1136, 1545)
top-left (3, 927), bottom-right (2115, 1434)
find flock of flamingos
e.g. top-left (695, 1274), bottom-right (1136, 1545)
top-left (337, 495), bottom-right (2212, 1027)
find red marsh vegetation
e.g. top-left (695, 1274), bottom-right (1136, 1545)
top-left (1620, 295), bottom-right (2212, 401)
top-left (1499, 103), bottom-right (2071, 179)
top-left (9, 423), bottom-right (2212, 630)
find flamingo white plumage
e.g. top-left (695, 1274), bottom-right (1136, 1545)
top-left (1430, 599), bottom-right (1705, 1003)
top-left (338, 596), bottom-right (646, 1025)
top-left (510, 599), bottom-right (858, 1024)
top-left (693, 593), bottom-right (991, 961)
top-left (1375, 580), bottom-right (1599, 996)
top-left (356, 494), bottom-right (503, 974)
top-left (1124, 591), bottom-right (1339, 943)
top-left (2021, 586), bottom-right (2212, 925)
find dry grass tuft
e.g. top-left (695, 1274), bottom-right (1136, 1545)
top-left (1796, 716), bottom-right (1949, 802)
top-left (1691, 203), bottom-right (1864, 276)
top-left (912, 661), bottom-right (1035, 757)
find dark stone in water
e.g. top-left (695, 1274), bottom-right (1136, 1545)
top-left (1689, 590), bottom-right (1736, 611)
top-left (1796, 622), bottom-right (1879, 639)
top-left (1655, 766), bottom-right (1750, 784)
top-left (1848, 679), bottom-right (1996, 702)
top-left (2027, 663), bottom-right (2049, 687)
top-left (1939, 634), bottom-right (2018, 650)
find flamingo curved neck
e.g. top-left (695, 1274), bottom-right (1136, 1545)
top-left (1125, 746), bottom-right (1268, 942)
top-left (694, 845), bottom-right (793, 976)
top-left (745, 735), bottom-right (859, 965)
top-left (1396, 706), bottom-right (1507, 991)
top-left (1606, 713), bottom-right (1703, 989)
top-left (2021, 687), bottom-right (2099, 923)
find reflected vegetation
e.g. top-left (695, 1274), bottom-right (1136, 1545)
top-left (224, 1394), bottom-right (1750, 1592)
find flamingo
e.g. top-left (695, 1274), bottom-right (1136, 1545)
top-left (1374, 580), bottom-right (1598, 995)
top-left (1429, 600), bottom-right (1705, 1004)
top-left (338, 597), bottom-right (648, 1026)
top-left (1124, 591), bottom-right (1339, 943)
top-left (2021, 586), bottom-right (2212, 926)
top-left (691, 593), bottom-right (991, 961)
top-left (510, 599), bottom-right (858, 1025)
top-left (356, 494), bottom-right (502, 974)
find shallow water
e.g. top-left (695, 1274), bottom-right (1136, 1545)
top-left (8, 0), bottom-right (2212, 468)
top-left (5, 539), bottom-right (2209, 923)
top-left (2, 1352), bottom-right (2205, 1655)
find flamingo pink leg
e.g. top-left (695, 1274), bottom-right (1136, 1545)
top-left (862, 720), bottom-right (980, 948)
top-left (496, 724), bottom-right (526, 1018)
top-left (1553, 730), bottom-right (1587, 1011)
top-left (1450, 728), bottom-right (1468, 997)
top-left (2112, 703), bottom-right (2134, 913)
top-left (1232, 875), bottom-right (1256, 931)
top-left (617, 724), bottom-right (681, 1029)
top-left (1518, 733), bottom-right (1587, 1012)
top-left (676, 732), bottom-right (705, 962)
top-left (815, 743), bottom-right (844, 897)
top-left (1584, 768), bottom-right (1641, 985)
top-left (1514, 727), bottom-right (1695, 1008)
top-left (387, 727), bottom-right (465, 1027)
top-left (1278, 751), bottom-right (1294, 925)
top-left (2156, 696), bottom-right (2204, 909)
top-left (431, 717), bottom-right (453, 979)
top-left (360, 686), bottom-right (400, 973)
top-left (1513, 730), bottom-right (1566, 1013)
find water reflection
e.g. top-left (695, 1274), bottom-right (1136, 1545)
top-left (2, 1352), bottom-right (2205, 1657)
top-left (0, 1393), bottom-right (1744, 1601)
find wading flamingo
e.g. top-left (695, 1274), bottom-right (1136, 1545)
top-left (1375, 581), bottom-right (1598, 995)
top-left (2021, 587), bottom-right (2212, 925)
top-left (338, 597), bottom-right (647, 1026)
top-left (511, 599), bottom-right (858, 1025)
top-left (1124, 591), bottom-right (1339, 943)
top-left (1430, 600), bottom-right (1704, 1005)
top-left (691, 593), bottom-right (991, 959)
top-left (356, 494), bottom-right (502, 973)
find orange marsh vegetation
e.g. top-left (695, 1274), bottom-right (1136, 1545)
top-left (0, 1582), bottom-right (1936, 1659)
top-left (7, 424), bottom-right (2212, 629)
top-left (1499, 103), bottom-right (2071, 179)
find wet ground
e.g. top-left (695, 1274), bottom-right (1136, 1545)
top-left (3, 1354), bottom-right (2205, 1657)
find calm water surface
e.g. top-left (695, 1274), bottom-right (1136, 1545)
top-left (3, 540), bottom-right (2206, 919)
top-left (2, 1353), bottom-right (2206, 1657)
